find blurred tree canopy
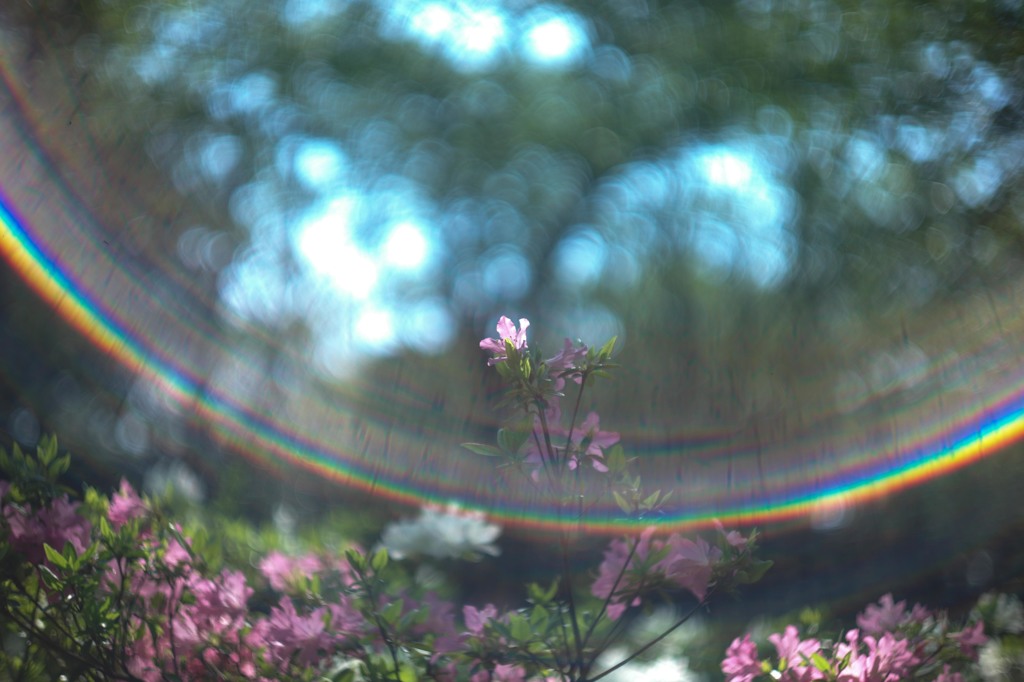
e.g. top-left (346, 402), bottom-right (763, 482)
top-left (3, 0), bottom-right (1024, 508)
top-left (25, 0), bottom-right (1022, 346)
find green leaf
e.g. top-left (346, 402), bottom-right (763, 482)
top-left (810, 652), bottom-right (832, 672)
top-left (43, 543), bottom-right (68, 569)
top-left (606, 444), bottom-right (626, 472)
top-left (381, 599), bottom-right (404, 625)
top-left (497, 426), bottom-right (530, 455)
top-left (527, 579), bottom-right (559, 605)
top-left (345, 548), bottom-right (365, 571)
top-left (612, 490), bottom-right (633, 515)
top-left (370, 547), bottom-right (389, 572)
top-left (99, 516), bottom-right (115, 541)
top-left (38, 564), bottom-right (63, 590)
top-left (462, 442), bottom-right (503, 457)
top-left (38, 437), bottom-right (56, 466)
top-left (508, 612), bottom-right (531, 642)
top-left (529, 605), bottom-right (548, 630)
top-left (738, 559), bottom-right (773, 584)
top-left (166, 523), bottom-right (196, 561)
top-left (598, 336), bottom-right (618, 359)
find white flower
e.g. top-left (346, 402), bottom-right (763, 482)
top-left (380, 504), bottom-right (501, 560)
top-left (989, 593), bottom-right (1024, 634)
top-left (978, 640), bottom-right (1008, 681)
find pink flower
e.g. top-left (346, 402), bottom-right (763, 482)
top-left (125, 632), bottom-right (161, 682)
top-left (259, 551), bottom-right (324, 592)
top-left (591, 528), bottom-right (656, 608)
top-left (835, 629), bottom-right (919, 682)
top-left (492, 663), bottom-right (527, 682)
top-left (857, 594), bottom-right (911, 636)
top-left (714, 519), bottom-right (749, 549)
top-left (464, 603), bottom-right (498, 635)
top-left (722, 634), bottom-right (761, 682)
top-left (470, 664), bottom-right (527, 682)
top-left (3, 495), bottom-right (91, 565)
top-left (163, 534), bottom-right (193, 568)
top-left (935, 664), bottom-right (964, 682)
top-left (414, 594), bottom-right (460, 654)
top-left (480, 316), bottom-right (529, 365)
top-left (546, 338), bottom-right (587, 382)
top-left (768, 626), bottom-right (826, 681)
top-left (108, 479), bottom-right (148, 529)
top-left (592, 527), bottom-right (720, 618)
top-left (566, 411), bottom-right (618, 473)
top-left (950, 620), bottom-right (986, 658)
top-left (256, 598), bottom-right (335, 669)
top-left (656, 534), bottom-right (721, 602)
top-left (854, 594), bottom-right (931, 637)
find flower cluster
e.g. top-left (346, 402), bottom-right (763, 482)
top-left (592, 527), bottom-right (721, 620)
top-left (1, 479), bottom-right (91, 565)
top-left (722, 594), bottom-right (987, 682)
top-left (1, 471), bottom-right (378, 680)
top-left (1, 319), bottom-right (769, 682)
top-left (473, 315), bottom-right (770, 680)
top-left (477, 315), bottom-right (620, 477)
top-left (0, 437), bottom-right (759, 681)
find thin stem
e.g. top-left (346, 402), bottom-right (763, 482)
top-left (586, 597), bottom-right (707, 682)
top-left (552, 598), bottom-right (572, 676)
top-left (558, 533), bottom-right (585, 678)
top-left (534, 401), bottom-right (560, 475)
top-left (583, 608), bottom-right (633, 681)
top-left (562, 375), bottom-right (588, 471)
top-left (530, 425), bottom-right (559, 490)
top-left (165, 574), bottom-right (181, 679)
top-left (5, 602), bottom-right (143, 681)
top-left (580, 535), bottom-right (642, 654)
top-left (359, 571), bottom-right (403, 682)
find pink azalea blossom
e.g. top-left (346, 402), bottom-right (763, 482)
top-left (546, 338), bottom-right (587, 382)
top-left (834, 629), bottom-right (920, 682)
top-left (656, 534), bottom-right (721, 602)
top-left (492, 663), bottom-right (527, 682)
top-left (525, 407), bottom-right (618, 476)
top-left (856, 593), bottom-right (929, 636)
top-left (255, 598), bottom-right (335, 669)
top-left (935, 664), bottom-right (964, 682)
top-left (480, 316), bottom-right (529, 365)
top-left (464, 603), bottom-right (498, 635)
top-left (3, 495), bottom-right (91, 565)
top-left (470, 663), bottom-right (527, 682)
top-left (566, 411), bottom-right (618, 473)
top-left (416, 593), bottom-right (461, 654)
top-left (950, 620), bottom-right (986, 658)
top-left (259, 551), bottom-right (325, 592)
top-left (592, 527), bottom-right (719, 619)
top-left (714, 519), bottom-right (749, 549)
top-left (591, 527), bottom-right (656, 611)
top-left (722, 634), bottom-right (762, 682)
top-left (768, 625), bottom-right (826, 681)
top-left (108, 478), bottom-right (149, 529)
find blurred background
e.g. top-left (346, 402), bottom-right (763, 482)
top-left (2, 0), bottom-right (1024, 663)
